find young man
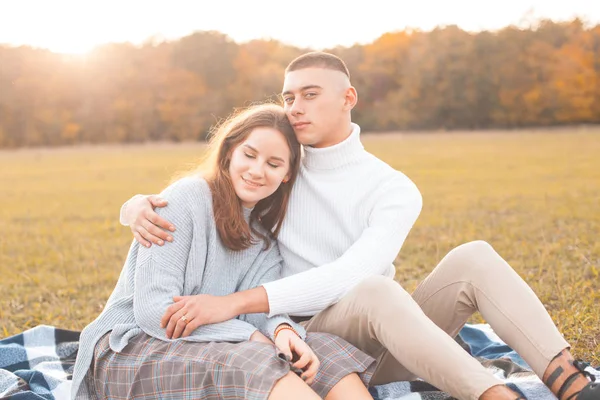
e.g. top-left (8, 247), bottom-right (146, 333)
top-left (119, 52), bottom-right (598, 400)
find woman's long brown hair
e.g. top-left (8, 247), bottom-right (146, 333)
top-left (179, 103), bottom-right (301, 251)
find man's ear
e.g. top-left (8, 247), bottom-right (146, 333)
top-left (343, 86), bottom-right (358, 111)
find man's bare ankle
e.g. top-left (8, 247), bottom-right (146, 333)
top-left (543, 349), bottom-right (589, 400)
top-left (480, 384), bottom-right (522, 400)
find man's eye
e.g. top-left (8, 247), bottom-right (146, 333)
top-left (305, 92), bottom-right (316, 99)
top-left (283, 97), bottom-right (294, 104)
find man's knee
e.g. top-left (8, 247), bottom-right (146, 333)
top-left (443, 240), bottom-right (512, 278)
top-left (451, 240), bottom-right (495, 258)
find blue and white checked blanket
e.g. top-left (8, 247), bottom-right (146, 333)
top-left (1, 324), bottom-right (598, 399)
top-left (0, 326), bottom-right (78, 399)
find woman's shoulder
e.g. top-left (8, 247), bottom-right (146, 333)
top-left (161, 175), bottom-right (210, 197)
top-left (158, 175), bottom-right (212, 215)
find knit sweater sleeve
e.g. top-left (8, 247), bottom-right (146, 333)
top-left (237, 243), bottom-right (306, 341)
top-left (133, 177), bottom-right (259, 342)
top-left (262, 177), bottom-right (423, 317)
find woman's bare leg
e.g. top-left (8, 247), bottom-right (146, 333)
top-left (269, 372), bottom-right (320, 400)
top-left (325, 373), bottom-right (373, 400)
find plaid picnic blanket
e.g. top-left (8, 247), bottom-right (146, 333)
top-left (1, 324), bottom-right (598, 400)
top-left (0, 326), bottom-right (78, 399)
top-left (371, 324), bottom-right (600, 400)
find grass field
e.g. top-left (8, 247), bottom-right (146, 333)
top-left (1, 128), bottom-right (599, 364)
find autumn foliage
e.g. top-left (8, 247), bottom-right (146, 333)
top-left (0, 19), bottom-right (599, 148)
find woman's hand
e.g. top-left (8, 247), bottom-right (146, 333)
top-left (274, 327), bottom-right (320, 385)
top-left (160, 294), bottom-right (239, 339)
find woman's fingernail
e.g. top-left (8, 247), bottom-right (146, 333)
top-left (167, 236), bottom-right (173, 242)
top-left (169, 226), bottom-right (175, 232)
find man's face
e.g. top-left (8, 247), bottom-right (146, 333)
top-left (281, 68), bottom-right (349, 148)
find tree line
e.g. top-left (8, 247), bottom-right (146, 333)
top-left (0, 18), bottom-right (598, 148)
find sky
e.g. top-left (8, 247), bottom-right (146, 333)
top-left (0, 0), bottom-right (599, 54)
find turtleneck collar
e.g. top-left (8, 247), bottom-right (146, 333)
top-left (302, 123), bottom-right (365, 171)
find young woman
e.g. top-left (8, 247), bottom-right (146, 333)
top-left (71, 104), bottom-right (376, 400)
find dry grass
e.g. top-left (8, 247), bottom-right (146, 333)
top-left (1, 128), bottom-right (598, 363)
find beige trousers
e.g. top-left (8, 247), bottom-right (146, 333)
top-left (300, 241), bottom-right (570, 400)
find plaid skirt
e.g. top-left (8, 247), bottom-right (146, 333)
top-left (85, 331), bottom-right (375, 399)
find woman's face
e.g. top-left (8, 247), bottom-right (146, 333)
top-left (229, 127), bottom-right (291, 209)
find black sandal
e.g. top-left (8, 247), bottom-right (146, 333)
top-left (555, 360), bottom-right (599, 400)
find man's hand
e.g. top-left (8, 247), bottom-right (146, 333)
top-left (125, 195), bottom-right (175, 247)
top-left (160, 294), bottom-right (240, 339)
top-left (274, 328), bottom-right (320, 385)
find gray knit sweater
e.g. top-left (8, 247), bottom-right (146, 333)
top-left (71, 176), bottom-right (306, 399)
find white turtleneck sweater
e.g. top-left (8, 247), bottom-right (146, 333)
top-left (121, 123), bottom-right (422, 318)
top-left (262, 123), bottom-right (422, 316)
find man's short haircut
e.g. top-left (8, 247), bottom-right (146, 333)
top-left (285, 52), bottom-right (350, 79)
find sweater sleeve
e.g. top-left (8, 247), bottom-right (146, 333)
top-left (238, 243), bottom-right (307, 341)
top-left (133, 178), bottom-right (259, 342)
top-left (262, 177), bottom-right (423, 317)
